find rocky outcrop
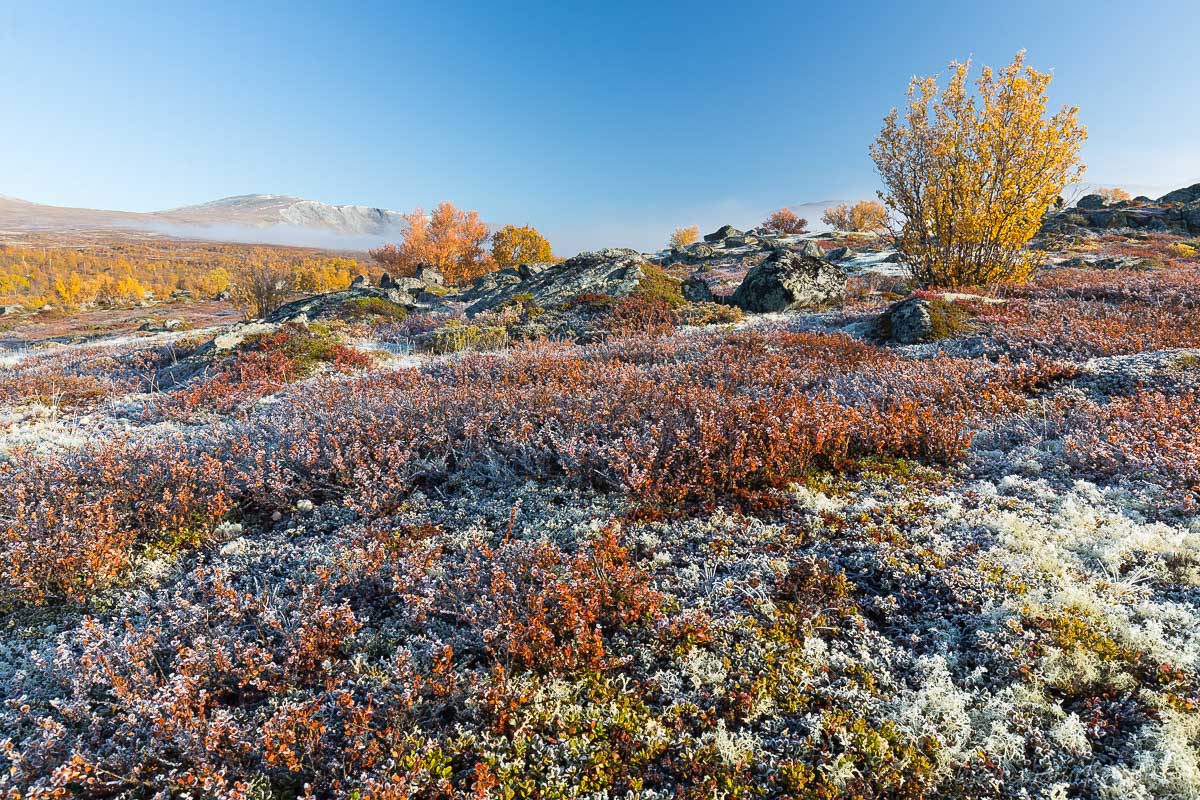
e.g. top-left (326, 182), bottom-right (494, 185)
top-left (1054, 255), bottom-right (1160, 271)
top-left (1159, 183), bottom-right (1200, 205)
top-left (1041, 183), bottom-right (1200, 236)
top-left (268, 285), bottom-right (431, 324)
top-left (681, 276), bottom-right (714, 303)
top-left (728, 251), bottom-right (846, 312)
top-left (464, 249), bottom-right (652, 315)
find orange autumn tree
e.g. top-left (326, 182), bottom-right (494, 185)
top-left (871, 51), bottom-right (1086, 287)
top-left (370, 202), bottom-right (493, 285)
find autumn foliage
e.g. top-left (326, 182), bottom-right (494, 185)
top-left (871, 51), bottom-right (1087, 287)
top-left (669, 225), bottom-right (700, 248)
top-left (369, 201), bottom-right (494, 285)
top-left (820, 200), bottom-right (888, 234)
top-left (1095, 186), bottom-right (1133, 203)
top-left (0, 239), bottom-right (358, 310)
top-left (762, 208), bottom-right (809, 235)
top-left (490, 224), bottom-right (553, 269)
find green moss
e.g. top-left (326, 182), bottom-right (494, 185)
top-left (925, 297), bottom-right (975, 340)
top-left (633, 264), bottom-right (686, 309)
top-left (341, 296), bottom-right (410, 321)
top-left (1173, 352), bottom-right (1200, 370)
top-left (503, 292), bottom-right (545, 317)
top-left (422, 321), bottom-right (509, 355)
top-left (675, 301), bottom-right (744, 326)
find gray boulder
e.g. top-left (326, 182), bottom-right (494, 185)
top-left (729, 251), bottom-right (846, 312)
top-left (519, 262), bottom-right (553, 280)
top-left (789, 240), bottom-right (825, 259)
top-left (874, 294), bottom-right (985, 344)
top-left (703, 224), bottom-right (743, 243)
top-left (350, 274), bottom-right (371, 288)
top-left (681, 276), bottom-right (714, 303)
top-left (415, 265), bottom-right (444, 286)
top-left (877, 297), bottom-right (934, 344)
top-left (825, 246), bottom-right (855, 262)
top-left (1077, 194), bottom-right (1106, 210)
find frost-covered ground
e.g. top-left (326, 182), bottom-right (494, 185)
top-left (2, 242), bottom-right (1199, 798)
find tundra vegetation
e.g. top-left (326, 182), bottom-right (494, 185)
top-left (2, 53), bottom-right (1200, 800)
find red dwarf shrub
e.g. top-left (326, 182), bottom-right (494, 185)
top-left (1066, 389), bottom-right (1200, 507)
top-left (0, 436), bottom-right (233, 606)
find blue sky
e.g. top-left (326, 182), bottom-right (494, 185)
top-left (2, 0), bottom-right (1198, 253)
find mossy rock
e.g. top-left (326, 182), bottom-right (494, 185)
top-left (341, 297), bottom-right (410, 321)
top-left (875, 295), bottom-right (976, 343)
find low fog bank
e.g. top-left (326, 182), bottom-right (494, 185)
top-left (134, 220), bottom-right (403, 252)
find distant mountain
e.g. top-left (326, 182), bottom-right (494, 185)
top-left (0, 193), bottom-right (409, 247)
top-left (156, 195), bottom-right (407, 235)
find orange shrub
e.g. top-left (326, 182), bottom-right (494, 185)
top-left (762, 208), bottom-right (808, 235)
top-left (1096, 187), bottom-right (1132, 203)
top-left (1066, 390), bottom-right (1200, 507)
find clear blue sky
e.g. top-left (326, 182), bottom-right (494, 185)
top-left (2, 0), bottom-right (1198, 253)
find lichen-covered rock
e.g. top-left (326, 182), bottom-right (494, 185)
top-left (415, 265), bottom-right (445, 286)
top-left (681, 275), bottom-right (714, 303)
top-left (728, 251), bottom-right (846, 312)
top-left (792, 239), bottom-right (825, 259)
top-left (464, 248), bottom-right (653, 315)
top-left (1055, 255), bottom-right (1160, 271)
top-left (267, 286), bottom-right (433, 325)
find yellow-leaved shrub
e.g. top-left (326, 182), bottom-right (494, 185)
top-left (871, 51), bottom-right (1087, 287)
top-left (491, 224), bottom-right (553, 269)
top-left (669, 225), bottom-right (700, 248)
